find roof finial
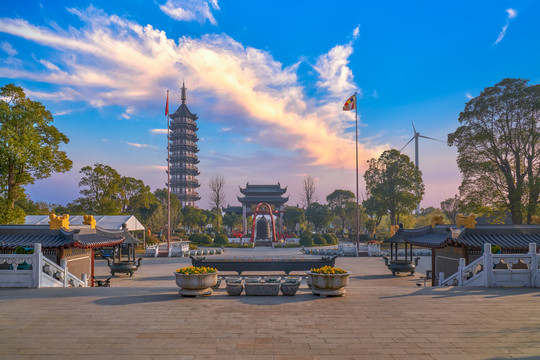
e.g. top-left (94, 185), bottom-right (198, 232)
top-left (181, 80), bottom-right (186, 104)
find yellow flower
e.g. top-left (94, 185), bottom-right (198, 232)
top-left (311, 266), bottom-right (346, 274)
top-left (176, 266), bottom-right (217, 275)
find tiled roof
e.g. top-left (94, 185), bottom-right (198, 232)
top-left (170, 103), bottom-right (197, 119)
top-left (451, 225), bottom-right (540, 250)
top-left (389, 224), bottom-right (540, 251)
top-left (239, 183), bottom-right (288, 196)
top-left (237, 195), bottom-right (289, 205)
top-left (0, 226), bottom-right (124, 249)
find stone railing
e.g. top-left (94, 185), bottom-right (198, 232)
top-left (145, 244), bottom-right (159, 257)
top-left (0, 243), bottom-right (87, 288)
top-left (439, 243), bottom-right (539, 287)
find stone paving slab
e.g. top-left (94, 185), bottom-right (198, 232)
top-left (1, 253), bottom-right (540, 359)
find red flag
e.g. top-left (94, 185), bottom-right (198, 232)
top-left (343, 94), bottom-right (356, 111)
top-left (165, 90), bottom-right (169, 116)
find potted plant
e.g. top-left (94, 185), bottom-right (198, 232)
top-left (306, 266), bottom-right (350, 297)
top-left (174, 266), bottom-right (218, 297)
top-left (280, 276), bottom-right (301, 296)
top-left (225, 277), bottom-right (243, 296)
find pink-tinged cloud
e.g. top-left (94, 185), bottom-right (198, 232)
top-left (0, 9), bottom-right (384, 171)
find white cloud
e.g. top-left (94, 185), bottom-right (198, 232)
top-left (313, 40), bottom-right (358, 99)
top-left (219, 126), bottom-right (231, 132)
top-left (494, 8), bottom-right (517, 45)
top-left (466, 93), bottom-right (473, 100)
top-left (121, 106), bottom-right (135, 119)
top-left (53, 110), bottom-right (72, 116)
top-left (0, 41), bottom-right (17, 56)
top-left (352, 25), bottom-right (360, 40)
top-left (40, 59), bottom-right (60, 72)
top-left (127, 141), bottom-right (154, 148)
top-left (25, 87), bottom-right (81, 101)
top-left (0, 8), bottom-right (383, 170)
top-left (151, 128), bottom-right (168, 134)
top-left (159, 0), bottom-right (219, 25)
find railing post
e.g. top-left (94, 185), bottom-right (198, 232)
top-left (438, 272), bottom-right (445, 286)
top-left (32, 243), bottom-right (43, 288)
top-left (484, 243), bottom-right (492, 287)
top-left (61, 259), bottom-right (68, 287)
top-left (81, 273), bottom-right (88, 287)
top-left (458, 258), bottom-right (466, 286)
top-left (530, 243), bottom-right (538, 287)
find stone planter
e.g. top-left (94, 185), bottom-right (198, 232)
top-left (175, 272), bottom-right (218, 297)
top-left (225, 277), bottom-right (243, 296)
top-left (306, 271), bottom-right (351, 297)
top-left (211, 277), bottom-right (222, 289)
top-left (281, 279), bottom-right (300, 296)
top-left (245, 282), bottom-right (280, 296)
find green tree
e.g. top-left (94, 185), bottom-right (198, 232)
top-left (363, 196), bottom-right (386, 237)
top-left (223, 213), bottom-right (242, 233)
top-left (305, 203), bottom-right (332, 232)
top-left (283, 206), bottom-right (305, 234)
top-left (182, 206), bottom-right (206, 233)
top-left (0, 84), bottom-right (72, 223)
top-left (326, 189), bottom-right (355, 230)
top-left (440, 195), bottom-right (462, 224)
top-left (119, 177), bottom-right (146, 213)
top-left (77, 163), bottom-right (122, 214)
top-left (448, 78), bottom-right (540, 224)
top-left (154, 188), bottom-right (182, 232)
top-left (364, 149), bottom-right (424, 226)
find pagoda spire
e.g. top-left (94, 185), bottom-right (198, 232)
top-left (181, 81), bottom-right (187, 104)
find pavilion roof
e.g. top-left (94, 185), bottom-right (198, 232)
top-left (387, 224), bottom-right (540, 251)
top-left (239, 183), bottom-right (287, 196)
top-left (0, 226), bottom-right (125, 250)
top-left (237, 195), bottom-right (289, 206)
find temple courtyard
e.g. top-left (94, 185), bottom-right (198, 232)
top-left (1, 249), bottom-right (540, 359)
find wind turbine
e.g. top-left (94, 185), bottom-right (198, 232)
top-left (401, 121), bottom-right (445, 170)
top-left (401, 121), bottom-right (445, 212)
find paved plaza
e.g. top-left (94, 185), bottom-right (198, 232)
top-left (1, 248), bottom-right (540, 359)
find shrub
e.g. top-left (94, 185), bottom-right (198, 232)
top-left (199, 234), bottom-right (213, 246)
top-left (188, 233), bottom-right (200, 243)
top-left (146, 237), bottom-right (159, 245)
top-left (322, 234), bottom-right (334, 245)
top-left (299, 235), bottom-right (313, 247)
top-left (312, 234), bottom-right (326, 246)
top-left (189, 243), bottom-right (198, 250)
top-left (214, 233), bottom-right (229, 246)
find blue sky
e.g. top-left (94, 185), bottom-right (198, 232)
top-left (1, 0), bottom-right (539, 209)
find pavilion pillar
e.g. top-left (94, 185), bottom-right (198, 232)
top-left (242, 205), bottom-right (247, 235)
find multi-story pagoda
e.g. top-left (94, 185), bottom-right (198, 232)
top-left (237, 183), bottom-right (289, 232)
top-left (169, 82), bottom-right (200, 207)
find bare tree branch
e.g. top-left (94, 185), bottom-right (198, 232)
top-left (208, 173), bottom-right (226, 229)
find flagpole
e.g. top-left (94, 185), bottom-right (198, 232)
top-left (354, 92), bottom-right (359, 255)
top-left (167, 90), bottom-right (171, 253)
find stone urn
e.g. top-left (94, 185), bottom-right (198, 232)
top-left (383, 257), bottom-right (420, 276)
top-left (280, 277), bottom-right (301, 296)
top-left (306, 271), bottom-right (351, 297)
top-left (107, 258), bottom-right (142, 277)
top-left (175, 272), bottom-right (218, 297)
top-left (225, 277), bottom-right (243, 296)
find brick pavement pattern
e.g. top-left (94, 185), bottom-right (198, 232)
top-left (1, 254), bottom-right (539, 359)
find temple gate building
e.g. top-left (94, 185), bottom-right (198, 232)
top-left (236, 183), bottom-right (289, 233)
top-left (169, 83), bottom-right (200, 207)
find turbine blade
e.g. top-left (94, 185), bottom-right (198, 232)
top-left (400, 137), bottom-right (415, 152)
top-left (411, 120), bottom-right (416, 134)
top-left (419, 135), bottom-right (445, 142)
